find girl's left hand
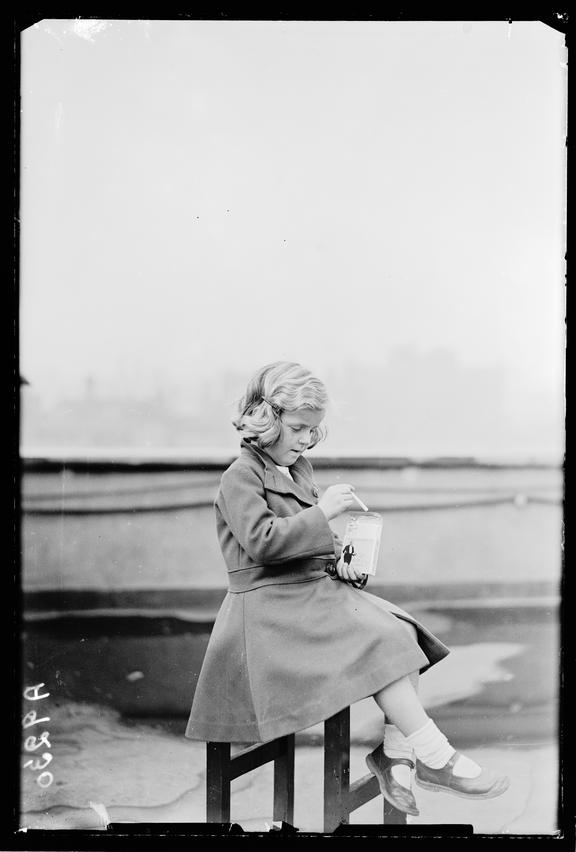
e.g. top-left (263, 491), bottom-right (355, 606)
top-left (336, 556), bottom-right (366, 584)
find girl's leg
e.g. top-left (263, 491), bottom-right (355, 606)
top-left (375, 675), bottom-right (478, 771)
top-left (371, 674), bottom-right (509, 798)
top-left (380, 620), bottom-right (420, 756)
top-left (373, 675), bottom-right (429, 736)
top-left (368, 619), bottom-right (509, 802)
top-left (377, 621), bottom-right (421, 793)
top-left (374, 618), bottom-right (471, 767)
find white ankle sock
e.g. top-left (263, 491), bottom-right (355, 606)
top-left (405, 719), bottom-right (456, 769)
top-left (383, 724), bottom-right (413, 760)
top-left (452, 754), bottom-right (482, 778)
top-left (383, 724), bottom-right (413, 789)
top-left (405, 719), bottom-right (481, 777)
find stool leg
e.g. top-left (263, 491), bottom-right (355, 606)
top-left (384, 797), bottom-right (408, 825)
top-left (273, 733), bottom-right (295, 825)
top-left (324, 708), bottom-right (350, 832)
top-left (206, 742), bottom-right (231, 823)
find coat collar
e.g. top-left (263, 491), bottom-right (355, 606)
top-left (240, 438), bottom-right (318, 506)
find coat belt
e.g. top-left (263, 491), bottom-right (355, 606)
top-left (227, 557), bottom-right (336, 593)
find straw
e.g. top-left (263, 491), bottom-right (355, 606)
top-left (351, 492), bottom-right (369, 512)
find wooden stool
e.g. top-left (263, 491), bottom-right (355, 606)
top-left (206, 706), bottom-right (406, 831)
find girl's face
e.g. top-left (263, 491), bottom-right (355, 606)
top-left (266, 408), bottom-right (325, 467)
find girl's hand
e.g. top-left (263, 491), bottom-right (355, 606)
top-left (317, 484), bottom-right (358, 520)
top-left (336, 555), bottom-right (366, 584)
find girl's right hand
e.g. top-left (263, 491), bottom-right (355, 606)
top-left (317, 484), bottom-right (357, 520)
top-left (336, 555), bottom-right (366, 584)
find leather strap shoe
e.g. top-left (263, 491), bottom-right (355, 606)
top-left (415, 751), bottom-right (510, 799)
top-left (366, 744), bottom-right (420, 816)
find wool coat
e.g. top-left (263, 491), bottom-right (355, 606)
top-left (185, 439), bottom-right (450, 744)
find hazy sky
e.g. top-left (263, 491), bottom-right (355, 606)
top-left (19, 19), bottom-right (566, 452)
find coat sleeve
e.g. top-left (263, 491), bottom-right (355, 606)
top-left (217, 463), bottom-right (337, 565)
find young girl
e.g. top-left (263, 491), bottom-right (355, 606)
top-left (185, 361), bottom-right (509, 817)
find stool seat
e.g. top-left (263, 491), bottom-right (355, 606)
top-left (206, 706), bottom-right (407, 831)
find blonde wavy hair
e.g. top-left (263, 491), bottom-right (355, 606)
top-left (233, 361), bottom-right (329, 450)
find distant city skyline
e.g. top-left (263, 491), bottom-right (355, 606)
top-left (21, 347), bottom-right (564, 460)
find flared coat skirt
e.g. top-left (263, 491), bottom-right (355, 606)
top-left (185, 574), bottom-right (450, 744)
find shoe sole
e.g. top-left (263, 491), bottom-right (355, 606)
top-left (415, 776), bottom-right (510, 799)
top-left (366, 754), bottom-right (420, 816)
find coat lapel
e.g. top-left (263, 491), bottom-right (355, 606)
top-left (240, 440), bottom-right (317, 507)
